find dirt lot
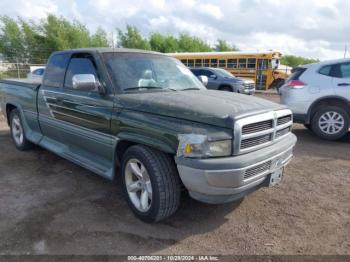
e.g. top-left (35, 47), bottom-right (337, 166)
top-left (0, 94), bottom-right (349, 255)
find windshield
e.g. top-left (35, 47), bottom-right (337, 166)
top-left (103, 53), bottom-right (205, 92)
top-left (213, 68), bottom-right (235, 78)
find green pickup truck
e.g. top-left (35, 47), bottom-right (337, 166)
top-left (0, 48), bottom-right (297, 222)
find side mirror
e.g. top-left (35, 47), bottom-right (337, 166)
top-left (198, 75), bottom-right (208, 86)
top-left (209, 74), bottom-right (217, 79)
top-left (72, 74), bottom-right (105, 94)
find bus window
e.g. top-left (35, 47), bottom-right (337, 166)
top-left (180, 59), bottom-right (187, 66)
top-left (204, 59), bottom-right (210, 67)
top-left (247, 58), bottom-right (256, 69)
top-left (188, 59), bottom-right (194, 67)
top-left (195, 59), bottom-right (202, 67)
top-left (239, 58), bottom-right (247, 68)
top-left (210, 59), bottom-right (218, 67)
top-left (219, 59), bottom-right (226, 68)
top-left (227, 59), bottom-right (237, 68)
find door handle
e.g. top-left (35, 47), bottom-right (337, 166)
top-left (338, 83), bottom-right (350, 86)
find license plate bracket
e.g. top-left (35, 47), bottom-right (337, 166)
top-left (269, 167), bottom-right (284, 187)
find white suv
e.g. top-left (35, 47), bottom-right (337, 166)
top-left (280, 58), bottom-right (350, 140)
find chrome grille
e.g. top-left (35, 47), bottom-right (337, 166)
top-left (244, 160), bottom-right (271, 179)
top-left (276, 127), bottom-right (291, 138)
top-left (241, 134), bottom-right (272, 149)
top-left (244, 83), bottom-right (255, 89)
top-left (242, 120), bottom-right (273, 134)
top-left (277, 115), bottom-right (292, 126)
top-left (233, 109), bottom-right (293, 155)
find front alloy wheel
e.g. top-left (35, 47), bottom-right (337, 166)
top-left (121, 145), bottom-right (181, 223)
top-left (125, 159), bottom-right (153, 212)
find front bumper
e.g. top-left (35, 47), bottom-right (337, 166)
top-left (175, 133), bottom-right (297, 204)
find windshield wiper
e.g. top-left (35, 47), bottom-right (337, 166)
top-left (180, 87), bottom-right (201, 91)
top-left (124, 86), bottom-right (164, 91)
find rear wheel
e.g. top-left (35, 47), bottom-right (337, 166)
top-left (311, 106), bottom-right (349, 140)
top-left (121, 145), bottom-right (181, 223)
top-left (9, 109), bottom-right (33, 150)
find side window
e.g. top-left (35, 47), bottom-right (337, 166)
top-left (201, 70), bottom-right (213, 77)
top-left (239, 58), bottom-right (247, 68)
top-left (227, 59), bottom-right (237, 68)
top-left (219, 59), bottom-right (226, 68)
top-left (191, 69), bottom-right (200, 76)
top-left (195, 59), bottom-right (202, 67)
top-left (339, 63), bottom-right (350, 78)
top-left (210, 59), bottom-right (218, 67)
top-left (43, 53), bottom-right (70, 88)
top-left (319, 65), bottom-right (332, 76)
top-left (247, 58), bottom-right (256, 69)
top-left (187, 59), bottom-right (194, 67)
top-left (64, 57), bottom-right (98, 89)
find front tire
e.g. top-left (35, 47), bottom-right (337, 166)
top-left (121, 145), bottom-right (181, 223)
top-left (311, 106), bottom-right (349, 140)
top-left (219, 86), bottom-right (232, 92)
top-left (9, 109), bottom-right (33, 150)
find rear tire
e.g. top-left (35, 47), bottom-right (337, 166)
top-left (9, 109), bottom-right (33, 150)
top-left (311, 106), bottom-right (349, 140)
top-left (121, 145), bottom-right (181, 223)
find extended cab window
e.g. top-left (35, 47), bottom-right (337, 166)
top-left (43, 53), bottom-right (70, 88)
top-left (64, 56), bottom-right (98, 89)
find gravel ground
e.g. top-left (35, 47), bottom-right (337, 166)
top-left (0, 94), bottom-right (349, 255)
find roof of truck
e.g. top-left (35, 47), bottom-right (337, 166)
top-left (52, 48), bottom-right (164, 56)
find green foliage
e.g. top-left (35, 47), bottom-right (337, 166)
top-left (117, 25), bottom-right (150, 50)
top-left (215, 39), bottom-right (239, 51)
top-left (0, 15), bottom-right (110, 63)
top-left (0, 16), bottom-right (25, 61)
top-left (281, 55), bottom-right (319, 68)
top-left (149, 33), bottom-right (179, 53)
top-left (1, 17), bottom-right (320, 67)
top-left (177, 33), bottom-right (212, 52)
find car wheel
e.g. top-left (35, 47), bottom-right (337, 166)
top-left (121, 145), bottom-right (181, 223)
top-left (311, 106), bottom-right (350, 140)
top-left (219, 86), bottom-right (232, 92)
top-left (304, 124), bottom-right (311, 130)
top-left (9, 109), bottom-right (33, 150)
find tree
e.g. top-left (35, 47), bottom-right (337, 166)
top-left (117, 25), bottom-right (150, 50)
top-left (149, 33), bottom-right (178, 53)
top-left (177, 33), bottom-right (212, 52)
top-left (90, 27), bottom-right (109, 47)
top-left (215, 39), bottom-right (239, 52)
top-left (281, 55), bottom-right (319, 68)
top-left (0, 16), bottom-right (25, 62)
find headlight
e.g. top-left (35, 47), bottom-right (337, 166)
top-left (177, 134), bottom-right (232, 158)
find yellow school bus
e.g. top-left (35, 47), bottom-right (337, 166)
top-left (168, 51), bottom-right (289, 90)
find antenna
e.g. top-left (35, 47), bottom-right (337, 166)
top-left (345, 45), bottom-right (347, 58)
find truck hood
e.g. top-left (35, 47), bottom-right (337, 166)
top-left (117, 90), bottom-right (286, 128)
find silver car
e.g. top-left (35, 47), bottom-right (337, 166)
top-left (280, 58), bottom-right (350, 140)
top-left (27, 68), bottom-right (45, 81)
top-left (191, 67), bottom-right (255, 95)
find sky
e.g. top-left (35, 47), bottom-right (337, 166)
top-left (0, 0), bottom-right (349, 60)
